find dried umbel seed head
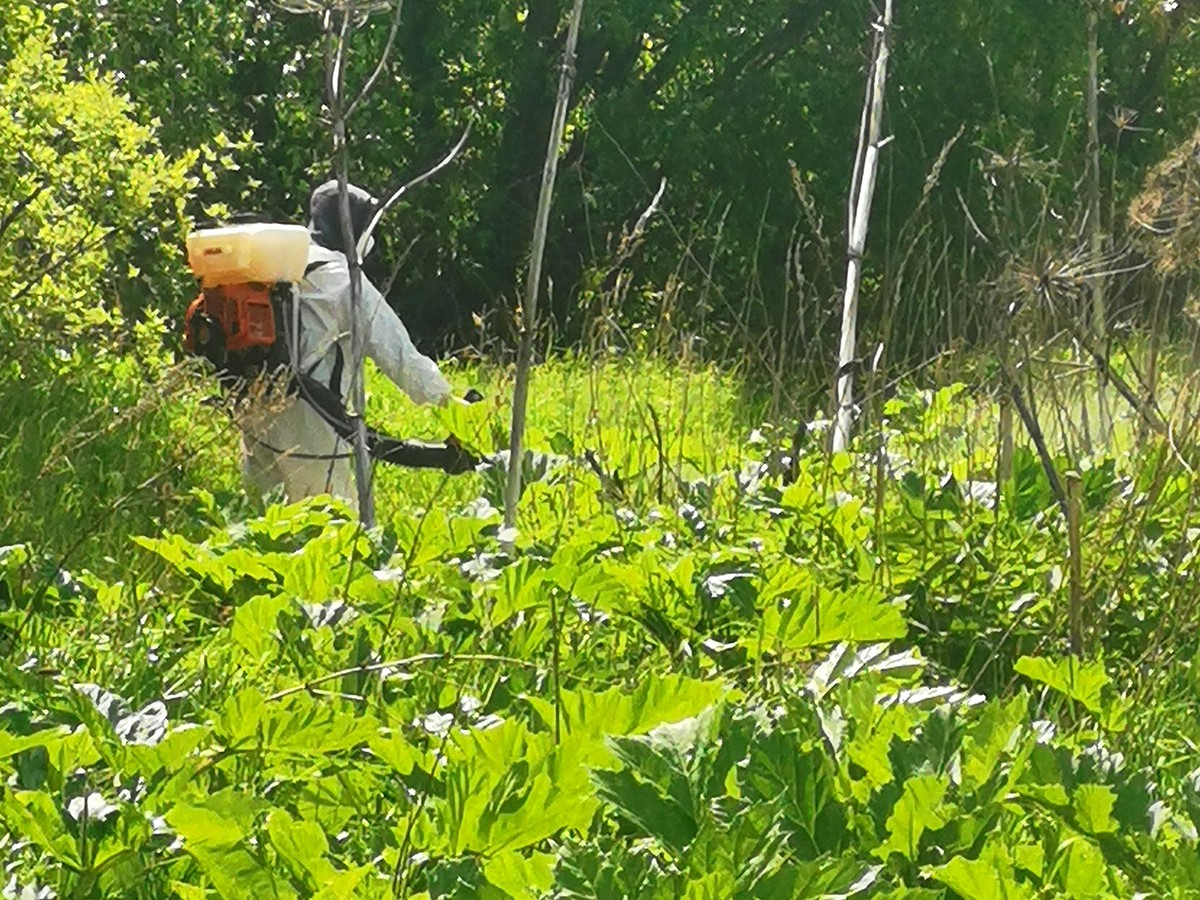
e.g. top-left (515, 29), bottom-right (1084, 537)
top-left (1130, 125), bottom-right (1200, 275)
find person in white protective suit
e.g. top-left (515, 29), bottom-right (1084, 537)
top-left (238, 180), bottom-right (455, 512)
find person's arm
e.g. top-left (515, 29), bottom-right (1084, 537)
top-left (357, 275), bottom-right (453, 406)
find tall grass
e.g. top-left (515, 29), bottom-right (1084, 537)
top-left (11, 108), bottom-right (1200, 826)
top-left (0, 353), bottom-right (242, 576)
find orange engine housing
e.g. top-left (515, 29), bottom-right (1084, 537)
top-left (184, 282), bottom-right (277, 354)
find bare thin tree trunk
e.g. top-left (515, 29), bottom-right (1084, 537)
top-left (297, 0), bottom-right (428, 527)
top-left (832, 0), bottom-right (894, 453)
top-left (1087, 1), bottom-right (1110, 439)
top-left (323, 7), bottom-right (377, 527)
top-left (997, 389), bottom-right (1014, 484)
top-left (502, 0), bottom-right (587, 542)
top-left (314, 7), bottom-right (374, 528)
top-left (1066, 470), bottom-right (1084, 656)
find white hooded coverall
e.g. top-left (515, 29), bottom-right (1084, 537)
top-left (239, 242), bottom-right (452, 512)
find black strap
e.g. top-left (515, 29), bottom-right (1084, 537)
top-left (329, 345), bottom-right (344, 399)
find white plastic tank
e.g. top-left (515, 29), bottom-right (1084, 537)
top-left (186, 223), bottom-right (311, 287)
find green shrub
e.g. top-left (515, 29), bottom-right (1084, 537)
top-left (0, 1), bottom-right (200, 358)
top-left (0, 1), bottom-right (243, 573)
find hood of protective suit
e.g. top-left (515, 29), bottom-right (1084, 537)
top-left (308, 180), bottom-right (378, 257)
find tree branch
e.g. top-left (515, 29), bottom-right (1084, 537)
top-left (345, 0), bottom-right (405, 120)
top-left (728, 0), bottom-right (830, 77)
top-left (356, 120), bottom-right (472, 260)
top-left (266, 652), bottom-right (541, 702)
top-left (0, 179), bottom-right (49, 243)
top-left (639, 1), bottom-right (717, 98)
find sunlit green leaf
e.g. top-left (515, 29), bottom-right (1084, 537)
top-left (1073, 784), bottom-right (1118, 836)
top-left (1059, 839), bottom-right (1108, 898)
top-left (428, 720), bottom-right (600, 857)
top-left (960, 694), bottom-right (1028, 790)
top-left (749, 575), bottom-right (906, 657)
top-left (525, 674), bottom-right (727, 744)
top-left (875, 775), bottom-right (950, 862)
top-left (1, 790), bottom-right (80, 867)
top-left (230, 594), bottom-right (289, 660)
top-left (266, 808), bottom-right (335, 888)
top-left (167, 790), bottom-right (293, 900)
top-left (928, 854), bottom-right (1036, 900)
top-left (482, 849), bottom-right (556, 899)
top-left (1013, 657), bottom-right (1107, 714)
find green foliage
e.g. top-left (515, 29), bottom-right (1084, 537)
top-left (0, 0), bottom-right (244, 576)
top-left (41, 0), bottom-right (1200, 361)
top-left (1014, 656), bottom-right (1109, 715)
top-left (9, 0), bottom-right (1200, 894)
top-left (0, 0), bottom-right (201, 356)
top-left (0, 346), bottom-right (239, 582)
top-left (8, 352), bottom-right (1200, 898)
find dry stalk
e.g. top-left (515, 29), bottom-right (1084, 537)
top-left (832, 0), bottom-right (894, 452)
top-left (503, 0), bottom-right (588, 545)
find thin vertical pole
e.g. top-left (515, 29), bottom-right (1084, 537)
top-left (502, 0), bottom-right (587, 543)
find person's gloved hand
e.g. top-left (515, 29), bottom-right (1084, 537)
top-left (444, 388), bottom-right (484, 408)
top-left (444, 434), bottom-right (482, 473)
top-left (443, 389), bottom-right (484, 407)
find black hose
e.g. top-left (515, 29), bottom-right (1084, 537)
top-left (290, 373), bottom-right (482, 474)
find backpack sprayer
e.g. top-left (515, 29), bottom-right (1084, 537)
top-left (183, 222), bottom-right (481, 474)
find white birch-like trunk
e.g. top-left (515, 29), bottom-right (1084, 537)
top-left (502, 0), bottom-right (587, 546)
top-left (831, 0), bottom-right (893, 454)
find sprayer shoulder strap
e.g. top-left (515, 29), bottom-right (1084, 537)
top-left (292, 259), bottom-right (344, 397)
